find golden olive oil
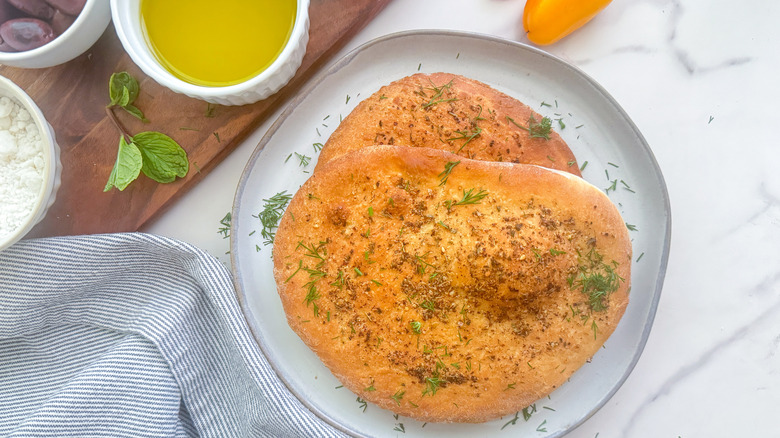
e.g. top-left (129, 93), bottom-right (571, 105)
top-left (141, 0), bottom-right (296, 87)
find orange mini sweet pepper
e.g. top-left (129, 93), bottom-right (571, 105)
top-left (523, 0), bottom-right (613, 45)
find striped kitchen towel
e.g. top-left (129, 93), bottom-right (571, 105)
top-left (0, 233), bottom-right (346, 438)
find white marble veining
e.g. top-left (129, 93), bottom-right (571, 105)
top-left (145, 0), bottom-right (780, 436)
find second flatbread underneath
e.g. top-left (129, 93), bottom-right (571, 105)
top-left (315, 72), bottom-right (581, 176)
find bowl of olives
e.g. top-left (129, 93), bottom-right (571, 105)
top-left (0, 0), bottom-right (110, 68)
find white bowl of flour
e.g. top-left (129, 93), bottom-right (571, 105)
top-left (0, 75), bottom-right (61, 252)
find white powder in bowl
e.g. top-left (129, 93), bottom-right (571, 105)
top-left (0, 95), bottom-right (45, 241)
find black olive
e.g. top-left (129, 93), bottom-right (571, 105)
top-left (0, 18), bottom-right (55, 51)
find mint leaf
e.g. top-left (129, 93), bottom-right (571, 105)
top-left (133, 131), bottom-right (189, 183)
top-left (109, 72), bottom-right (140, 107)
top-left (123, 104), bottom-right (148, 122)
top-left (104, 136), bottom-right (142, 191)
top-left (118, 86), bottom-right (131, 107)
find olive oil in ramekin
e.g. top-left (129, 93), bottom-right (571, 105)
top-left (141, 0), bottom-right (296, 87)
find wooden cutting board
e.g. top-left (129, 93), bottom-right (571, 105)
top-left (0, 0), bottom-right (392, 238)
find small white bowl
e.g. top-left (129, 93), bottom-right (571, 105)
top-left (0, 0), bottom-right (112, 69)
top-left (111, 0), bottom-right (310, 106)
top-left (0, 75), bottom-right (61, 252)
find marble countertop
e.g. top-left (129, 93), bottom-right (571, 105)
top-left (145, 0), bottom-right (780, 436)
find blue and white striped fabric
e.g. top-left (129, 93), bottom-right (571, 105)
top-left (0, 233), bottom-right (346, 437)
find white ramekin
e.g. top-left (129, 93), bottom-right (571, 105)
top-left (0, 0), bottom-right (112, 69)
top-left (110, 0), bottom-right (310, 106)
top-left (0, 75), bottom-right (61, 252)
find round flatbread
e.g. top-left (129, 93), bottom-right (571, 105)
top-left (315, 72), bottom-right (581, 176)
top-left (273, 145), bottom-right (630, 423)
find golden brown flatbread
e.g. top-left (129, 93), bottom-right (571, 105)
top-left (315, 72), bottom-right (581, 176)
top-left (273, 145), bottom-right (631, 423)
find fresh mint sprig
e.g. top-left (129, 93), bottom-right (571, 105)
top-left (104, 72), bottom-right (189, 192)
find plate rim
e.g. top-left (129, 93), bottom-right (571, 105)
top-left (231, 29), bottom-right (672, 437)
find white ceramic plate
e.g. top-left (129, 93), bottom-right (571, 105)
top-left (232, 31), bottom-right (670, 437)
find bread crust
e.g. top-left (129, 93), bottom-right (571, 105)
top-left (315, 72), bottom-right (581, 176)
top-left (273, 146), bottom-right (630, 423)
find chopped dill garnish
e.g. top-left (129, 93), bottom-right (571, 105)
top-left (393, 423), bottom-right (406, 433)
top-left (205, 102), bottom-right (216, 118)
top-left (410, 320), bottom-right (422, 334)
top-left (438, 160), bottom-right (461, 186)
top-left (217, 212), bottom-right (231, 238)
top-left (580, 160), bottom-right (589, 171)
top-left (522, 403), bottom-right (537, 421)
top-left (313, 142), bottom-right (324, 152)
top-left (422, 375), bottom-right (444, 397)
top-left (345, 95), bottom-right (351, 104)
top-left (506, 115), bottom-right (552, 140)
top-left (296, 241), bottom-right (327, 316)
top-left (501, 412), bottom-right (520, 430)
top-left (447, 188), bottom-right (488, 209)
top-left (296, 241), bottom-right (327, 262)
top-left (356, 397), bottom-right (367, 412)
top-left (213, 132), bottom-right (220, 143)
top-left (605, 179), bottom-right (618, 194)
top-left (449, 126), bottom-right (482, 152)
top-left (567, 248), bottom-right (624, 312)
top-left (330, 270), bottom-right (344, 288)
top-left (258, 191), bottom-right (292, 245)
top-left (537, 419), bottom-right (548, 432)
top-left (636, 252), bottom-right (645, 262)
top-left (550, 248), bottom-right (566, 256)
top-left (620, 180), bottom-right (636, 193)
top-left (608, 162), bottom-right (619, 168)
top-left (419, 300), bottom-right (436, 312)
top-left (391, 390), bottom-right (405, 406)
top-left (295, 152), bottom-right (311, 167)
top-left (303, 284), bottom-right (320, 308)
top-left (414, 253), bottom-right (436, 275)
top-left (626, 223), bottom-right (638, 231)
top-left (422, 79), bottom-right (457, 108)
